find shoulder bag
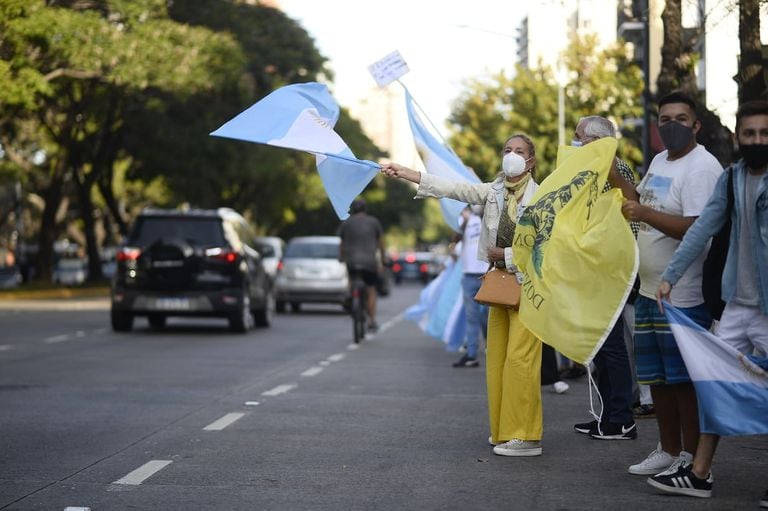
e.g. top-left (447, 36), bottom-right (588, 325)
top-left (474, 267), bottom-right (521, 309)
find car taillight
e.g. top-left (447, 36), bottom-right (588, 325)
top-left (205, 247), bottom-right (238, 263)
top-left (277, 260), bottom-right (284, 272)
top-left (392, 263), bottom-right (402, 272)
top-left (405, 253), bottom-right (416, 263)
top-left (117, 247), bottom-right (141, 261)
top-left (419, 263), bottom-right (429, 273)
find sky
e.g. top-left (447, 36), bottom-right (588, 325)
top-left (278, 1), bottom-right (526, 129)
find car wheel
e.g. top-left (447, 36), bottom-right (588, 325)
top-left (290, 302), bottom-right (301, 313)
top-left (111, 308), bottom-right (133, 332)
top-left (253, 290), bottom-right (273, 328)
top-left (148, 314), bottom-right (166, 329)
top-left (275, 300), bottom-right (286, 314)
top-left (229, 288), bottom-right (253, 333)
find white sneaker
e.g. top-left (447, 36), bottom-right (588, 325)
top-left (653, 450), bottom-right (694, 476)
top-left (628, 442), bottom-right (676, 475)
top-left (488, 436), bottom-right (498, 446)
top-left (493, 439), bottom-right (542, 457)
top-left (552, 381), bottom-right (569, 394)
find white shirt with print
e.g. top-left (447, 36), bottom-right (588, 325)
top-left (636, 144), bottom-right (723, 306)
top-left (460, 213), bottom-right (488, 274)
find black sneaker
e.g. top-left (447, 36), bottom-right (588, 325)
top-left (574, 420), bottom-right (599, 435)
top-left (452, 354), bottom-right (479, 368)
top-left (560, 365), bottom-right (587, 379)
top-left (367, 321), bottom-right (379, 333)
top-left (647, 465), bottom-right (713, 498)
top-left (590, 421), bottom-right (637, 440)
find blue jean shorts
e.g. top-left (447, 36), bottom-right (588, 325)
top-left (634, 295), bottom-right (712, 385)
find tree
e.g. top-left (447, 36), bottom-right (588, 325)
top-left (448, 34), bottom-right (644, 183)
top-left (737, 0), bottom-right (767, 102)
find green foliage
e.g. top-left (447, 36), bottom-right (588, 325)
top-left (448, 34), bottom-right (645, 182)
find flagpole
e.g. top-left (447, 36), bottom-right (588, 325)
top-left (396, 79), bottom-right (458, 157)
top-left (314, 152), bottom-right (381, 169)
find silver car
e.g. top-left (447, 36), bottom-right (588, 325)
top-left (275, 236), bottom-right (349, 313)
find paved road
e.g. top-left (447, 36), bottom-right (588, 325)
top-left (0, 285), bottom-right (765, 510)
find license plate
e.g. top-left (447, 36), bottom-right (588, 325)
top-left (155, 297), bottom-right (191, 310)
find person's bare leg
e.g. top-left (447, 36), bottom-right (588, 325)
top-left (366, 285), bottom-right (377, 325)
top-left (651, 384), bottom-right (682, 456)
top-left (676, 382), bottom-right (700, 455)
top-left (692, 433), bottom-right (719, 478)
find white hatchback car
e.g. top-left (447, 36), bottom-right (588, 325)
top-left (274, 236), bottom-right (349, 313)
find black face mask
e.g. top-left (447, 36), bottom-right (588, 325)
top-left (659, 121), bottom-right (695, 153)
top-left (740, 144), bottom-right (768, 170)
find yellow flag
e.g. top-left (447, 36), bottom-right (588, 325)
top-left (513, 138), bottom-right (637, 364)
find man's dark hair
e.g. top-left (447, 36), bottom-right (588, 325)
top-left (735, 100), bottom-right (768, 133)
top-left (658, 91), bottom-right (698, 118)
top-left (350, 198), bottom-right (367, 214)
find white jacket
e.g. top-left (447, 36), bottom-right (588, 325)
top-left (416, 173), bottom-right (538, 268)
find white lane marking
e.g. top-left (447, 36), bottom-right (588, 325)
top-left (327, 353), bottom-right (346, 362)
top-left (319, 361), bottom-right (331, 366)
top-left (112, 460), bottom-right (172, 485)
top-left (379, 313), bottom-right (404, 334)
top-left (261, 383), bottom-right (297, 396)
top-left (301, 366), bottom-right (324, 377)
top-left (75, 330), bottom-right (86, 338)
top-left (203, 412), bottom-right (246, 431)
top-left (64, 507), bottom-right (91, 511)
top-left (244, 401), bottom-right (260, 406)
top-left (347, 343), bottom-right (360, 351)
top-left (44, 334), bottom-right (70, 344)
top-left (0, 345), bottom-right (12, 351)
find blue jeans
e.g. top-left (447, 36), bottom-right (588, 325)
top-left (461, 273), bottom-right (488, 358)
top-left (594, 314), bottom-right (634, 424)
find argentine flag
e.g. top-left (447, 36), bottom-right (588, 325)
top-left (665, 303), bottom-right (768, 436)
top-left (405, 257), bottom-right (466, 351)
top-left (211, 82), bottom-right (379, 220)
top-left (404, 89), bottom-right (480, 232)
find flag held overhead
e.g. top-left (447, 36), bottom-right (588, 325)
top-left (210, 82), bottom-right (379, 220)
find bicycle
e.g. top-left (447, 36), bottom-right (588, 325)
top-left (348, 268), bottom-right (368, 344)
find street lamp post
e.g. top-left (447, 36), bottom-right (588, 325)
top-left (556, 64), bottom-right (568, 147)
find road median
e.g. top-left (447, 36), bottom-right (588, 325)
top-left (0, 285), bottom-right (110, 301)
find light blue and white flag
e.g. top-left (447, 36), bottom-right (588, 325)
top-left (665, 303), bottom-right (768, 436)
top-left (210, 82), bottom-right (379, 219)
top-left (405, 258), bottom-right (466, 351)
top-left (404, 89), bottom-right (480, 232)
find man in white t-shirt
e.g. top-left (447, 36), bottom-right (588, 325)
top-left (452, 206), bottom-right (489, 368)
top-left (608, 91), bottom-right (723, 478)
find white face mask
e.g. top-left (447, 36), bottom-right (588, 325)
top-left (502, 152), bottom-right (529, 177)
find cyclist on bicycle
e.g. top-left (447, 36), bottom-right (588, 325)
top-left (338, 198), bottom-right (386, 332)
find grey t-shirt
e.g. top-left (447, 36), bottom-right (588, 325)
top-left (734, 171), bottom-right (761, 305)
top-left (338, 214), bottom-right (383, 271)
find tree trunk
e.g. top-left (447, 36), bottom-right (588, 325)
top-left (738, 0), bottom-right (766, 102)
top-left (657, 0), bottom-right (685, 97)
top-left (72, 160), bottom-right (103, 282)
top-left (35, 163), bottom-right (66, 282)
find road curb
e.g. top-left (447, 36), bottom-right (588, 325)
top-left (0, 286), bottom-right (110, 301)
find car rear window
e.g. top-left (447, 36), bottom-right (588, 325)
top-left (130, 217), bottom-right (226, 247)
top-left (284, 241), bottom-right (339, 259)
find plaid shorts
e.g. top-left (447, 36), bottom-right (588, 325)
top-left (634, 296), bottom-right (712, 385)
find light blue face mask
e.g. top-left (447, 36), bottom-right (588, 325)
top-left (571, 139), bottom-right (583, 147)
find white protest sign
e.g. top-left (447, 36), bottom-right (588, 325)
top-left (367, 50), bottom-right (410, 88)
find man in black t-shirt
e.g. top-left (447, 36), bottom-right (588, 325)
top-left (338, 198), bottom-right (386, 331)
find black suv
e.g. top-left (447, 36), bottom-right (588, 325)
top-left (111, 208), bottom-right (274, 333)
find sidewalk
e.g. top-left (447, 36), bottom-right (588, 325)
top-left (0, 285), bottom-right (109, 301)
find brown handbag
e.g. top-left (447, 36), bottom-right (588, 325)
top-left (474, 268), bottom-right (522, 309)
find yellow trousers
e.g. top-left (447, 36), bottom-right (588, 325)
top-left (486, 305), bottom-right (543, 443)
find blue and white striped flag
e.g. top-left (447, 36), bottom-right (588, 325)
top-left (404, 89), bottom-right (480, 232)
top-left (211, 82), bottom-right (380, 220)
top-left (405, 257), bottom-right (466, 351)
top-left (665, 303), bottom-right (768, 436)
